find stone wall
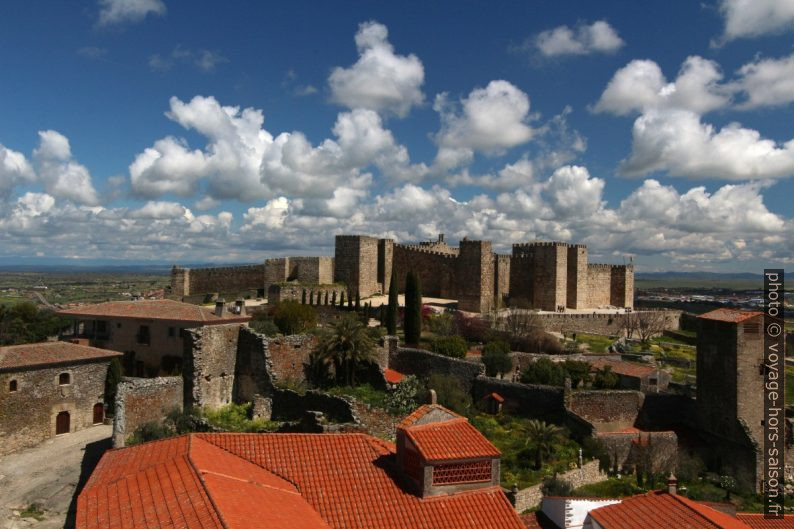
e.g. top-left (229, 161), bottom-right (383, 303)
top-left (494, 254), bottom-right (511, 307)
top-left (170, 264), bottom-right (264, 298)
top-left (271, 388), bottom-right (358, 423)
top-left (334, 235), bottom-right (381, 297)
top-left (392, 244), bottom-right (457, 299)
top-left (567, 390), bottom-right (644, 432)
top-left (586, 265), bottom-right (613, 308)
top-left (510, 460), bottom-right (607, 512)
top-left (597, 430), bottom-right (678, 474)
top-left (0, 359), bottom-right (114, 456)
top-left (473, 376), bottom-right (566, 423)
top-left (267, 283), bottom-right (346, 305)
top-left (567, 246), bottom-right (588, 309)
top-left (183, 324), bottom-right (243, 409)
top-left (457, 240), bottom-right (494, 313)
top-left (112, 376), bottom-right (183, 447)
top-left (234, 328), bottom-right (274, 402)
top-left (263, 257), bottom-right (334, 293)
top-left (388, 345), bottom-right (484, 392)
top-left (531, 310), bottom-right (681, 335)
top-left (377, 239), bottom-right (394, 294)
top-left (264, 334), bottom-right (317, 384)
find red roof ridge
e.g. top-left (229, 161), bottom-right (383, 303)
top-left (698, 308), bottom-right (764, 323)
top-left (405, 416), bottom-right (469, 431)
top-left (397, 404), bottom-right (464, 430)
top-left (185, 435), bottom-right (231, 529)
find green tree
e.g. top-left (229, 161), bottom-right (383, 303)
top-left (313, 315), bottom-right (377, 386)
top-left (593, 366), bottom-right (619, 389)
top-left (339, 291), bottom-right (346, 307)
top-left (430, 336), bottom-right (468, 358)
top-left (301, 289), bottom-right (307, 305)
top-left (324, 291), bottom-right (329, 305)
top-left (385, 375), bottom-right (422, 414)
top-left (331, 291), bottom-right (337, 306)
top-left (525, 420), bottom-right (562, 469)
top-left (104, 358), bottom-right (122, 417)
top-left (272, 301), bottom-right (317, 335)
top-left (347, 292), bottom-right (353, 311)
top-left (563, 360), bottom-right (591, 388)
top-left (0, 302), bottom-right (69, 345)
top-left (309, 291), bottom-right (314, 305)
top-left (385, 269), bottom-right (398, 335)
top-left (250, 314), bottom-right (280, 336)
top-left (520, 357), bottom-right (566, 386)
top-left (426, 373), bottom-right (471, 413)
top-left (482, 341), bottom-right (513, 377)
top-left (355, 291), bottom-right (361, 312)
top-left (404, 271), bottom-right (422, 346)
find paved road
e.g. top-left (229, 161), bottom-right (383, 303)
top-left (0, 425), bottom-right (111, 529)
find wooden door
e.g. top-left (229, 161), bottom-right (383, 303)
top-left (93, 403), bottom-right (104, 424)
top-left (56, 411), bottom-right (70, 435)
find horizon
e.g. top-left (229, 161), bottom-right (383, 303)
top-left (1, 1), bottom-right (793, 271)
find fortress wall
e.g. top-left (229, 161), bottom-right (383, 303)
top-left (335, 235), bottom-right (381, 297)
top-left (567, 245), bottom-right (588, 309)
top-left (587, 264), bottom-right (613, 308)
top-left (392, 244), bottom-right (458, 299)
top-left (457, 240), bottom-right (494, 313)
top-left (494, 254), bottom-right (511, 307)
top-left (171, 264), bottom-right (265, 298)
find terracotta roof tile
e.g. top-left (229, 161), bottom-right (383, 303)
top-left (384, 368), bottom-right (405, 384)
top-left (0, 341), bottom-right (122, 371)
top-left (483, 392), bottom-right (505, 403)
top-left (397, 403), bottom-right (463, 429)
top-left (59, 299), bottom-right (251, 324)
top-left (588, 491), bottom-right (752, 529)
top-left (403, 418), bottom-right (501, 462)
top-left (698, 308), bottom-right (764, 323)
top-left (736, 514), bottom-right (794, 528)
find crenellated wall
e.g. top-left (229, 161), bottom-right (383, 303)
top-left (171, 264), bottom-right (264, 298)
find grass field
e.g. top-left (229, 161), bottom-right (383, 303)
top-left (0, 272), bottom-right (169, 306)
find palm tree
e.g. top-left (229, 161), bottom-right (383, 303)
top-left (313, 315), bottom-right (376, 386)
top-left (525, 420), bottom-right (562, 470)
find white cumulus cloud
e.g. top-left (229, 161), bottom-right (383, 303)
top-left (33, 130), bottom-right (100, 205)
top-left (713, 0), bottom-right (794, 46)
top-left (329, 21), bottom-right (425, 117)
top-left (97, 0), bottom-right (165, 26)
top-left (534, 20), bottom-right (624, 57)
top-left (733, 53), bottom-right (794, 109)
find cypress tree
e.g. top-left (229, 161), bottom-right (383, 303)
top-left (339, 291), bottom-right (346, 307)
top-left (404, 271), bottom-right (422, 346)
top-left (355, 291), bottom-right (361, 312)
top-left (347, 292), bottom-right (353, 311)
top-left (309, 290), bottom-right (314, 305)
top-left (386, 268), bottom-right (398, 335)
top-left (301, 289), bottom-right (307, 304)
top-left (331, 291), bottom-right (337, 306)
top-left (324, 291), bottom-right (329, 305)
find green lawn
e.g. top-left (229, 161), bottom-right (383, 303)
top-left (575, 334), bottom-right (616, 354)
top-left (327, 384), bottom-right (390, 409)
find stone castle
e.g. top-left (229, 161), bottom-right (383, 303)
top-left (171, 234), bottom-right (634, 313)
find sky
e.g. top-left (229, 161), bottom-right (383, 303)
top-left (1, 0), bottom-right (794, 272)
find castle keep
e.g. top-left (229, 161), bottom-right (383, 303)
top-left (170, 234), bottom-right (634, 313)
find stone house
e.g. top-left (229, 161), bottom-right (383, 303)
top-left (58, 299), bottom-right (250, 377)
top-left (587, 358), bottom-right (672, 393)
top-left (0, 341), bottom-right (122, 456)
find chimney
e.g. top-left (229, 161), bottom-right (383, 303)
top-left (429, 389), bottom-right (437, 404)
top-left (235, 299), bottom-right (245, 315)
top-left (667, 473), bottom-right (678, 495)
top-left (215, 299), bottom-right (226, 317)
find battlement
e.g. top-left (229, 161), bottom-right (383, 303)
top-left (513, 241), bottom-right (575, 248)
top-left (394, 244), bottom-right (460, 259)
top-left (177, 263), bottom-right (264, 273)
top-left (588, 263), bottom-right (633, 271)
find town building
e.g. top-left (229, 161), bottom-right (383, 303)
top-left (58, 299), bottom-right (250, 377)
top-left (77, 404), bottom-right (526, 529)
top-left (0, 341), bottom-right (122, 456)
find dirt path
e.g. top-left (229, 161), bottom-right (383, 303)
top-left (0, 425), bottom-right (111, 529)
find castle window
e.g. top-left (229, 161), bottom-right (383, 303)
top-left (59, 372), bottom-right (71, 385)
top-left (9, 379), bottom-right (18, 392)
top-left (432, 460), bottom-right (492, 485)
top-left (136, 325), bottom-right (150, 345)
top-left (168, 326), bottom-right (175, 338)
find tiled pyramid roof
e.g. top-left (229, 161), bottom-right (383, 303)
top-left (403, 418), bottom-right (501, 462)
top-left (698, 308), bottom-right (763, 323)
top-left (59, 299), bottom-right (251, 324)
top-left (0, 341), bottom-right (122, 371)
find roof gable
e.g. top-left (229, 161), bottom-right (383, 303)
top-left (403, 418), bottom-right (501, 462)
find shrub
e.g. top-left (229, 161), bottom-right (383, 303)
top-left (203, 402), bottom-right (276, 432)
top-left (386, 375), bottom-right (423, 414)
top-left (542, 474), bottom-right (573, 496)
top-left (482, 340), bottom-right (512, 377)
top-left (520, 357), bottom-right (566, 386)
top-left (425, 373), bottom-right (471, 413)
top-left (250, 317), bottom-right (280, 336)
top-left (273, 301), bottom-right (316, 335)
top-left (563, 360), bottom-right (591, 388)
top-left (454, 313), bottom-right (491, 342)
top-left (593, 366), bottom-right (619, 389)
top-left (581, 437), bottom-right (611, 472)
top-left (430, 336), bottom-right (468, 358)
top-left (127, 420), bottom-right (172, 445)
top-left (427, 312), bottom-right (455, 336)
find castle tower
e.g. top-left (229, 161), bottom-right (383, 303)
top-left (566, 245), bottom-right (588, 309)
top-left (509, 242), bottom-right (568, 311)
top-left (457, 240), bottom-right (494, 313)
top-left (696, 309), bottom-right (765, 491)
top-left (610, 264), bottom-right (634, 309)
top-left (378, 238), bottom-right (394, 294)
top-left (334, 235), bottom-right (380, 298)
top-left (170, 266), bottom-right (190, 298)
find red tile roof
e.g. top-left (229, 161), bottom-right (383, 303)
top-left (588, 491), bottom-right (752, 529)
top-left (736, 514), bottom-right (794, 528)
top-left (698, 309), bottom-right (764, 323)
top-left (59, 299), bottom-right (251, 324)
top-left (521, 511), bottom-right (560, 529)
top-left (0, 341), bottom-right (122, 371)
top-left (384, 368), bottom-right (405, 384)
top-left (403, 418), bottom-right (501, 462)
top-left (79, 430), bottom-right (525, 529)
top-left (397, 403), bottom-right (463, 429)
top-left (484, 392), bottom-right (505, 403)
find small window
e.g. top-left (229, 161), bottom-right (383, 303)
top-left (96, 321), bottom-right (107, 334)
top-left (116, 322), bottom-right (122, 329)
top-left (168, 326), bottom-right (175, 338)
top-left (136, 325), bottom-right (151, 345)
top-left (9, 379), bottom-right (18, 392)
top-left (59, 372), bottom-right (71, 385)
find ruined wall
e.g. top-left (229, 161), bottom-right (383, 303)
top-left (509, 460), bottom-right (607, 512)
top-left (234, 328), bottom-right (273, 403)
top-left (264, 334), bottom-right (317, 384)
top-left (457, 240), bottom-right (494, 313)
top-left (334, 235), bottom-right (381, 297)
top-left (267, 283), bottom-right (346, 305)
top-left (171, 264), bottom-right (265, 298)
top-left (566, 390), bottom-right (644, 432)
top-left (112, 376), bottom-right (183, 448)
top-left (271, 388), bottom-right (357, 423)
top-left (0, 360), bottom-right (114, 456)
top-left (392, 245), bottom-right (457, 299)
top-left (597, 430), bottom-right (677, 474)
top-left (183, 324), bottom-right (243, 409)
top-left (389, 345), bottom-right (484, 392)
top-left (567, 245), bottom-right (588, 309)
top-left (473, 376), bottom-right (566, 423)
top-left (494, 254), bottom-right (511, 308)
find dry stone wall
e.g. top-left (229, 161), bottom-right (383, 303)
top-left (183, 324), bottom-right (243, 409)
top-left (567, 390), bottom-right (644, 432)
top-left (112, 376), bottom-right (183, 447)
top-left (509, 460), bottom-right (607, 512)
top-left (473, 376), bottom-right (566, 423)
top-left (388, 345), bottom-right (484, 392)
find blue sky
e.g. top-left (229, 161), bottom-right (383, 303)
top-left (1, 0), bottom-right (793, 271)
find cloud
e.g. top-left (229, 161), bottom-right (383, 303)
top-left (33, 131), bottom-right (100, 205)
top-left (129, 96), bottom-right (426, 203)
top-left (283, 70), bottom-right (318, 97)
top-left (732, 53), bottom-right (794, 109)
top-left (77, 46), bottom-right (108, 60)
top-left (148, 46), bottom-right (228, 73)
top-left (329, 21), bottom-right (424, 117)
top-left (713, 0), bottom-right (794, 46)
top-left (0, 145), bottom-right (36, 200)
top-left (545, 165), bottom-right (605, 217)
top-left (594, 56), bottom-right (730, 115)
top-left (620, 109), bottom-right (794, 180)
top-left (434, 80), bottom-right (534, 170)
top-left (97, 0), bottom-right (165, 26)
top-left (533, 20), bottom-right (624, 57)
